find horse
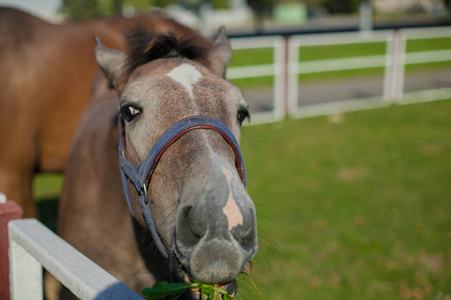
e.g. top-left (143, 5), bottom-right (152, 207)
top-left (0, 7), bottom-right (198, 218)
top-left (55, 23), bottom-right (258, 299)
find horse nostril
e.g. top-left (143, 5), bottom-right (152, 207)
top-left (239, 226), bottom-right (257, 254)
top-left (177, 205), bottom-right (203, 248)
top-left (183, 205), bottom-right (192, 219)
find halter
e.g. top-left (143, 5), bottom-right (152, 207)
top-left (118, 115), bottom-right (247, 258)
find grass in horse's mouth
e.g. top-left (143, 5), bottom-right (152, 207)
top-left (142, 262), bottom-right (257, 299)
top-left (142, 277), bottom-right (233, 299)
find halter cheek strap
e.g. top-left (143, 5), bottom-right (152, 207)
top-left (118, 115), bottom-right (247, 258)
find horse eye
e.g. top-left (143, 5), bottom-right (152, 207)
top-left (237, 108), bottom-right (250, 125)
top-left (120, 104), bottom-right (142, 122)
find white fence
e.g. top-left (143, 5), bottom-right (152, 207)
top-left (288, 30), bottom-right (391, 118)
top-left (395, 27), bottom-right (451, 105)
top-left (228, 36), bottom-right (286, 124)
top-left (229, 26), bottom-right (451, 123)
top-left (8, 219), bottom-right (143, 300)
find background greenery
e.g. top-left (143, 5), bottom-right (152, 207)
top-left (59, 0), bottom-right (365, 20)
top-left (35, 99), bottom-right (451, 299)
top-left (60, 0), bottom-right (236, 19)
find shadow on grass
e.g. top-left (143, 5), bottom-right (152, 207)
top-left (37, 197), bottom-right (59, 233)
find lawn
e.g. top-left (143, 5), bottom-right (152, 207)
top-left (34, 99), bottom-right (451, 299)
top-left (237, 99), bottom-right (451, 299)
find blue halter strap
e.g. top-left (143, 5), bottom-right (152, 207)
top-left (118, 115), bottom-right (247, 258)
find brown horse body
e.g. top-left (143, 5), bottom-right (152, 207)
top-left (0, 7), bottom-right (196, 217)
top-left (56, 21), bottom-right (257, 299)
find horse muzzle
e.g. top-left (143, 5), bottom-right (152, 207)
top-left (174, 180), bottom-right (258, 286)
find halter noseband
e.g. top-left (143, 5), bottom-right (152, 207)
top-left (118, 115), bottom-right (247, 258)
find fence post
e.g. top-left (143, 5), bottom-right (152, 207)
top-left (0, 193), bottom-right (23, 300)
top-left (274, 35), bottom-right (289, 120)
top-left (384, 29), bottom-right (406, 102)
top-left (359, 0), bottom-right (373, 37)
top-left (287, 37), bottom-right (300, 117)
top-left (9, 239), bottom-right (43, 300)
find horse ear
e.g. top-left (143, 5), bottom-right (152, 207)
top-left (94, 36), bottom-right (127, 90)
top-left (208, 27), bottom-right (232, 78)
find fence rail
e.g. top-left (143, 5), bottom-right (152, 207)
top-left (228, 36), bottom-right (286, 124)
top-left (8, 219), bottom-right (143, 300)
top-left (228, 27), bottom-right (451, 123)
top-left (295, 55), bottom-right (386, 74)
top-left (288, 27), bottom-right (451, 119)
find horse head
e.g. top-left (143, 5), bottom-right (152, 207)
top-left (94, 27), bottom-right (258, 297)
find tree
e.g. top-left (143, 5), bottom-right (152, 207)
top-left (59, 0), bottom-right (102, 20)
top-left (60, 0), bottom-right (124, 20)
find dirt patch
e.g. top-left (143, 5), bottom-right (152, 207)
top-left (336, 166), bottom-right (370, 182)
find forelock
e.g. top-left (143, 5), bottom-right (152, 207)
top-left (125, 28), bottom-right (208, 75)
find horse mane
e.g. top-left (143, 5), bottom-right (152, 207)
top-left (125, 28), bottom-right (209, 75)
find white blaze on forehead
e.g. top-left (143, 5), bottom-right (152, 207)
top-left (221, 166), bottom-right (244, 231)
top-left (167, 64), bottom-right (202, 98)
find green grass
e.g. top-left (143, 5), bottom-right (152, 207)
top-left (406, 37), bottom-right (451, 53)
top-left (229, 48), bottom-right (274, 67)
top-left (229, 76), bottom-right (274, 89)
top-left (35, 100), bottom-right (451, 299)
top-left (33, 173), bottom-right (63, 200)
top-left (238, 99), bottom-right (451, 299)
top-left (33, 174), bottom-right (63, 232)
top-left (298, 42), bottom-right (386, 61)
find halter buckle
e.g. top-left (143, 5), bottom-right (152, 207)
top-left (142, 183), bottom-right (149, 205)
